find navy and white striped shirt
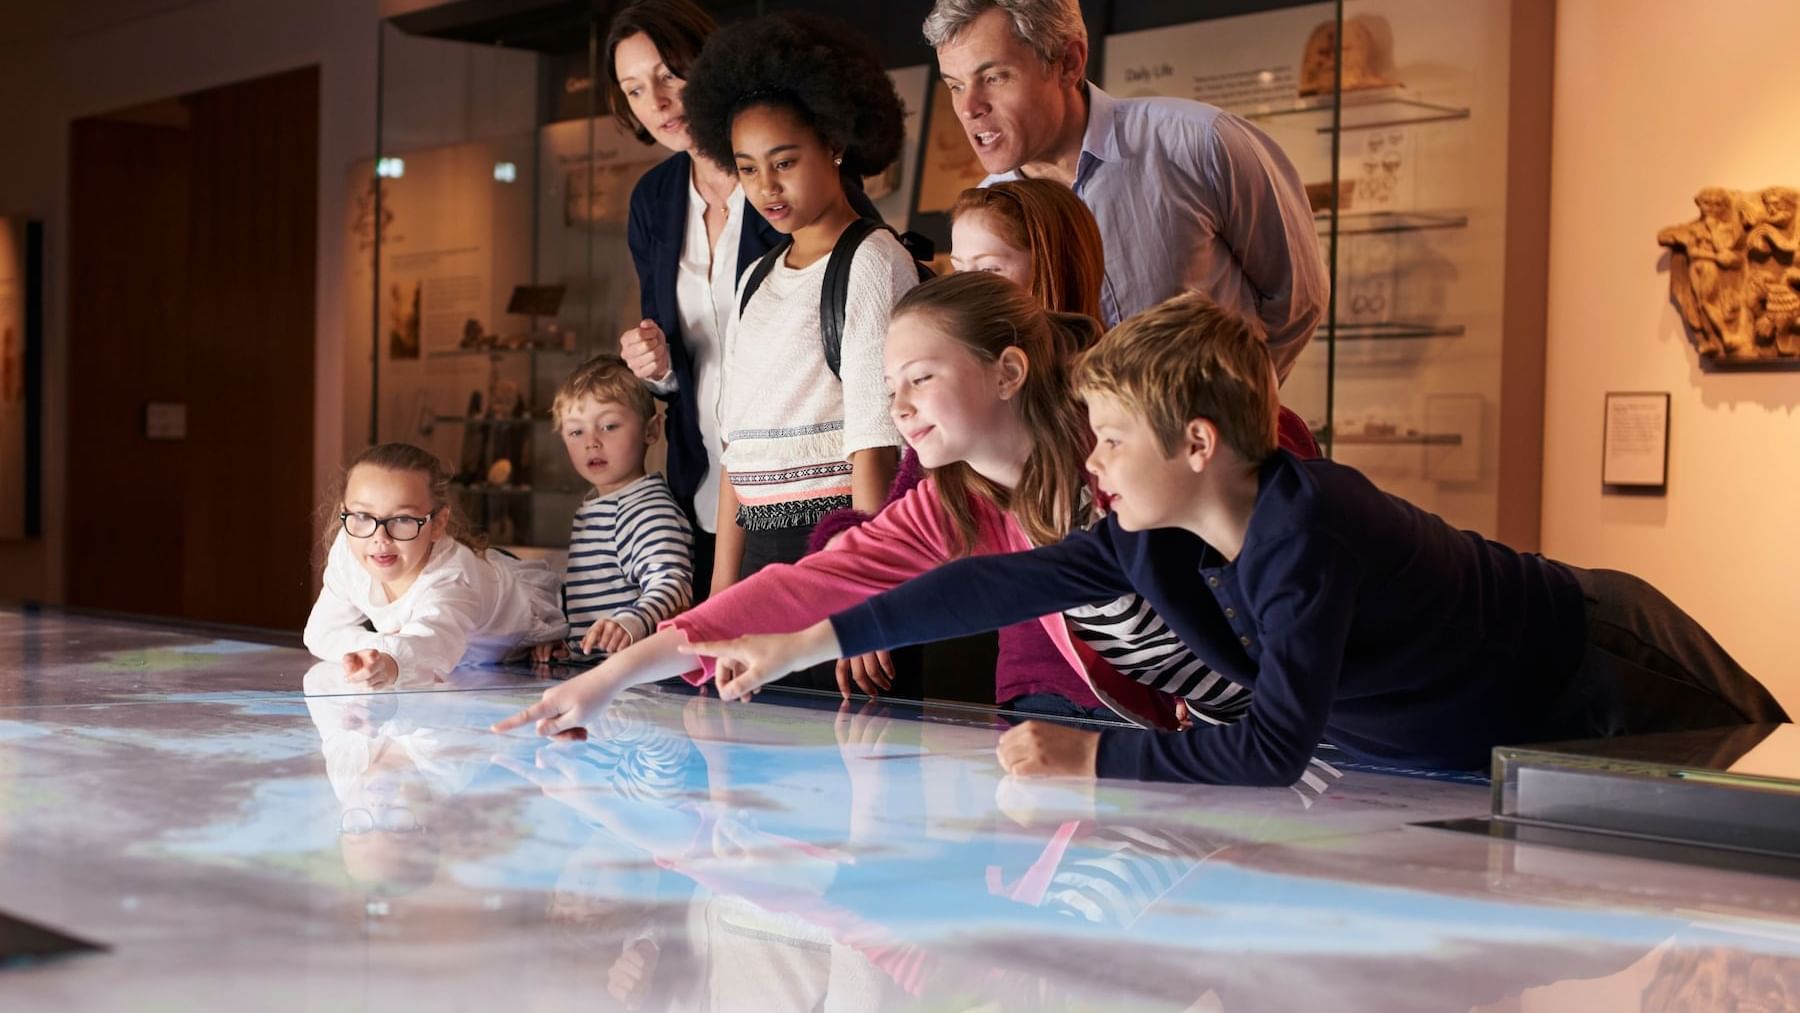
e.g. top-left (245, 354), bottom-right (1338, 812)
top-left (562, 473), bottom-right (694, 659)
top-left (1065, 593), bottom-right (1251, 725)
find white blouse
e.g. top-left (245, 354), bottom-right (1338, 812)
top-left (670, 176), bottom-right (744, 533)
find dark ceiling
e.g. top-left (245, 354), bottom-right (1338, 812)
top-left (388, 0), bottom-right (1323, 68)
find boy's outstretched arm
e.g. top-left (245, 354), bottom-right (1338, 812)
top-left (831, 524), bottom-right (1136, 656)
top-left (680, 526), bottom-right (1134, 701)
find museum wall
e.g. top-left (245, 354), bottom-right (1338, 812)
top-left (0, 0), bottom-right (381, 604)
top-left (1541, 0), bottom-right (1800, 712)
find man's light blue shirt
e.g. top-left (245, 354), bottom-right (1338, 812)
top-left (985, 84), bottom-right (1328, 377)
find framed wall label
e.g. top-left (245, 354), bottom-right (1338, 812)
top-left (1602, 392), bottom-right (1670, 492)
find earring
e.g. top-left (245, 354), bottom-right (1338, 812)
top-left (834, 156), bottom-right (843, 165)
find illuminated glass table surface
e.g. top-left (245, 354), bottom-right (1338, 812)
top-left (2, 606), bottom-right (1797, 1011)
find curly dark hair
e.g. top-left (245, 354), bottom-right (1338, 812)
top-left (680, 13), bottom-right (905, 180)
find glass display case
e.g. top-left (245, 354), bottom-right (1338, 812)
top-left (356, 5), bottom-right (661, 549)
top-left (1103, 0), bottom-right (1532, 538)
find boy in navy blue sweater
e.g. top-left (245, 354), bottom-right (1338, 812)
top-left (684, 294), bottom-right (1787, 784)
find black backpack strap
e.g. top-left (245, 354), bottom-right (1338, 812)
top-left (738, 238), bottom-right (791, 317)
top-left (897, 230), bottom-right (936, 281)
top-left (819, 218), bottom-right (885, 379)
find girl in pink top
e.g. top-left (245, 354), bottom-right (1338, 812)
top-left (813, 181), bottom-right (1317, 711)
top-left (497, 271), bottom-right (1189, 740)
top-left (815, 179), bottom-right (1112, 713)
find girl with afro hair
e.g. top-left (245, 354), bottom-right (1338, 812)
top-left (677, 13), bottom-right (919, 691)
top-left (605, 1), bottom-right (885, 608)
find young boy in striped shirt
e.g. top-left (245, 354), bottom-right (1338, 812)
top-left (538, 355), bottom-right (694, 664)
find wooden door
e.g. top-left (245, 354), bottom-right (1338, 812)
top-left (66, 66), bottom-right (319, 630)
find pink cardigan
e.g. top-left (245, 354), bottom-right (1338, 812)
top-left (809, 448), bottom-right (1099, 708)
top-left (660, 478), bottom-right (1181, 731)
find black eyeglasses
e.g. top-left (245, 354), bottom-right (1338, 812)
top-left (340, 510), bottom-right (435, 541)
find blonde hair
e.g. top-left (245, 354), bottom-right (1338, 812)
top-left (319, 442), bottom-right (484, 564)
top-left (893, 271), bottom-right (1102, 554)
top-left (949, 179), bottom-right (1105, 321)
top-left (553, 354), bottom-right (655, 423)
top-left (1076, 293), bottom-right (1279, 462)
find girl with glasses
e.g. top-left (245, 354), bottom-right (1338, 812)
top-left (303, 443), bottom-right (567, 687)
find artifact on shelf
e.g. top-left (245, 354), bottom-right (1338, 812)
top-left (505, 284), bottom-right (565, 316)
top-left (459, 318), bottom-right (484, 349)
top-left (1658, 185), bottom-right (1800, 362)
top-left (529, 321), bottom-right (579, 352)
top-left (485, 380), bottom-right (532, 489)
top-left (1306, 180), bottom-right (1354, 214)
top-left (387, 281), bottom-right (422, 360)
top-left (1346, 129), bottom-right (1412, 213)
top-left (1341, 233), bottom-right (1398, 326)
top-left (1298, 17), bottom-right (1400, 98)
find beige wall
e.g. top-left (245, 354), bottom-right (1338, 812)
top-left (1543, 0), bottom-right (1800, 712)
top-left (0, 0), bottom-right (378, 604)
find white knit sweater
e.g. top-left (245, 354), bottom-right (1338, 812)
top-left (719, 229), bottom-right (916, 530)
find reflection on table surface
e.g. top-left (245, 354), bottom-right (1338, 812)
top-left (1, 607), bottom-right (1798, 1011)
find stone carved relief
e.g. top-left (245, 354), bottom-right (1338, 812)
top-left (1659, 186), bottom-right (1800, 362)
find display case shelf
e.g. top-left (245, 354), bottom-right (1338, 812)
top-left (1239, 88), bottom-right (1471, 132)
top-left (1333, 432), bottom-right (1464, 447)
top-left (1094, 0), bottom-right (1534, 539)
top-left (1318, 210), bottom-right (1469, 236)
top-left (1326, 322), bottom-right (1467, 341)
